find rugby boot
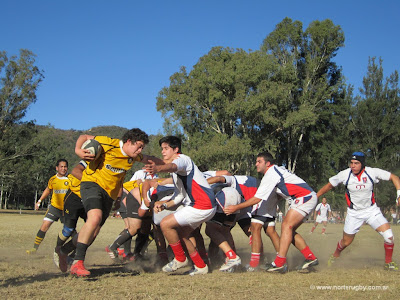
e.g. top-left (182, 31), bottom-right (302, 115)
top-left (26, 248), bottom-right (37, 255)
top-left (54, 246), bottom-right (68, 273)
top-left (245, 264), bottom-right (260, 272)
top-left (219, 256), bottom-right (242, 272)
top-left (105, 246), bottom-right (120, 263)
top-left (327, 255), bottom-right (336, 267)
top-left (264, 262), bottom-right (288, 273)
top-left (384, 261), bottom-right (398, 271)
top-left (187, 264), bottom-right (209, 276)
top-left (70, 260), bottom-right (90, 277)
top-left (162, 258), bottom-right (190, 272)
top-left (297, 258), bottom-right (319, 270)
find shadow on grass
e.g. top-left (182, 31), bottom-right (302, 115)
top-left (73, 264), bottom-right (141, 281)
top-left (0, 265), bottom-right (141, 286)
top-left (0, 272), bottom-right (68, 288)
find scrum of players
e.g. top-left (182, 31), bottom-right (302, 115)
top-left (29, 129), bottom-right (400, 277)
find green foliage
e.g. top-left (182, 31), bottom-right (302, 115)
top-left (0, 49), bottom-right (44, 135)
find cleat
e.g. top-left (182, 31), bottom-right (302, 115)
top-left (122, 253), bottom-right (135, 263)
top-left (70, 260), bottom-right (90, 277)
top-left (162, 258), bottom-right (189, 272)
top-left (26, 248), bottom-right (37, 255)
top-left (219, 256), bottom-right (241, 272)
top-left (105, 246), bottom-right (120, 262)
top-left (384, 262), bottom-right (398, 271)
top-left (187, 264), bottom-right (209, 276)
top-left (327, 255), bottom-right (336, 267)
top-left (54, 246), bottom-right (68, 273)
top-left (117, 248), bottom-right (125, 256)
top-left (297, 258), bottom-right (319, 270)
top-left (245, 264), bottom-right (260, 272)
top-left (264, 262), bottom-right (288, 273)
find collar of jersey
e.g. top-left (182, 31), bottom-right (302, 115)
top-left (120, 140), bottom-right (127, 156)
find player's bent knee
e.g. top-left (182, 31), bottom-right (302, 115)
top-left (379, 229), bottom-right (394, 244)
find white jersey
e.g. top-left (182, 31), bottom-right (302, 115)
top-left (315, 203), bottom-right (331, 218)
top-left (329, 167), bottom-right (391, 210)
top-left (255, 165), bottom-right (314, 201)
top-left (171, 154), bottom-right (216, 210)
top-left (130, 169), bottom-right (158, 181)
top-left (223, 175), bottom-right (277, 217)
top-left (223, 175), bottom-right (259, 201)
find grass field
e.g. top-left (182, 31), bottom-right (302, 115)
top-left (1, 212), bottom-right (399, 299)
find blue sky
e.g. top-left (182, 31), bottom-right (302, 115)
top-left (2, 0), bottom-right (399, 135)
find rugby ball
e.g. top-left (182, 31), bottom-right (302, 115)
top-left (215, 187), bottom-right (241, 214)
top-left (81, 139), bottom-right (102, 160)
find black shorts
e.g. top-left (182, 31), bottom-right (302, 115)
top-left (209, 212), bottom-right (236, 227)
top-left (119, 192), bottom-right (141, 219)
top-left (80, 182), bottom-right (114, 226)
top-left (237, 217), bottom-right (251, 229)
top-left (251, 215), bottom-right (276, 229)
top-left (44, 204), bottom-right (64, 223)
top-left (63, 189), bottom-right (86, 228)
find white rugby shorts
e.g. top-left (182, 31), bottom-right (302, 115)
top-left (173, 206), bottom-right (216, 229)
top-left (289, 192), bottom-right (317, 217)
top-left (343, 204), bottom-right (389, 235)
top-left (315, 215), bottom-right (328, 223)
top-left (153, 204), bottom-right (183, 226)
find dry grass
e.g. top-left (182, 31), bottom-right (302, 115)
top-left (1, 213), bottom-right (399, 299)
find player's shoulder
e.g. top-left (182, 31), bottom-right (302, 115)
top-left (95, 135), bottom-right (120, 148)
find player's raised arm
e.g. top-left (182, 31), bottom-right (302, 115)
top-left (224, 196), bottom-right (262, 215)
top-left (389, 173), bottom-right (400, 205)
top-left (145, 160), bottom-right (178, 175)
top-left (207, 176), bottom-right (226, 185)
top-left (316, 182), bottom-right (334, 198)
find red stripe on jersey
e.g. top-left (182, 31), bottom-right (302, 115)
top-left (191, 180), bottom-right (213, 210)
top-left (285, 184), bottom-right (312, 198)
top-left (345, 192), bottom-right (352, 208)
top-left (239, 185), bottom-right (257, 201)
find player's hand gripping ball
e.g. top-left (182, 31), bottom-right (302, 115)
top-left (81, 139), bottom-right (102, 160)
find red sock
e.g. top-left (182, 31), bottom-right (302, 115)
top-left (249, 253), bottom-right (261, 268)
top-left (190, 251), bottom-right (206, 268)
top-left (273, 255), bottom-right (286, 267)
top-left (310, 227), bottom-right (315, 233)
top-left (300, 246), bottom-right (317, 260)
top-left (225, 249), bottom-right (237, 259)
top-left (333, 240), bottom-right (344, 257)
top-left (384, 242), bottom-right (394, 263)
top-left (169, 241), bottom-right (186, 262)
top-left (321, 227), bottom-right (326, 234)
top-left (199, 249), bottom-right (208, 263)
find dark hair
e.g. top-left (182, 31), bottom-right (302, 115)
top-left (257, 151), bottom-right (275, 164)
top-left (159, 136), bottom-right (182, 153)
top-left (122, 128), bottom-right (149, 144)
top-left (56, 159), bottom-right (68, 167)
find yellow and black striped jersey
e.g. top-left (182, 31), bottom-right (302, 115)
top-left (81, 136), bottom-right (143, 200)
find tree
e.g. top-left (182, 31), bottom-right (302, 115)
top-left (157, 47), bottom-right (281, 174)
top-left (261, 18), bottom-right (348, 180)
top-left (0, 50), bottom-right (44, 208)
top-left (0, 49), bottom-right (44, 136)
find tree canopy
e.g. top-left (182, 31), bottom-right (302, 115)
top-left (1, 18), bottom-right (400, 213)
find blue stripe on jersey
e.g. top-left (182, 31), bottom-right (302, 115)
top-left (177, 162), bottom-right (215, 208)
